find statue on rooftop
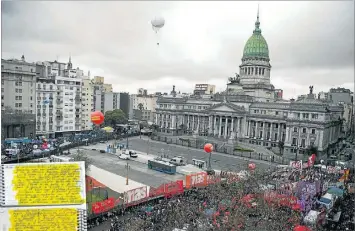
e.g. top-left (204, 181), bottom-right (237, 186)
top-left (309, 85), bottom-right (314, 94)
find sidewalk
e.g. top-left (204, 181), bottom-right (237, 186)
top-left (135, 136), bottom-right (280, 166)
top-left (178, 135), bottom-right (280, 159)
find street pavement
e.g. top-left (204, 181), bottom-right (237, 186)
top-left (126, 136), bottom-right (278, 172)
top-left (72, 148), bottom-right (184, 188)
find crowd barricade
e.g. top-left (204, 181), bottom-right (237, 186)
top-left (185, 172), bottom-right (208, 189)
top-left (164, 180), bottom-right (184, 198)
top-left (149, 184), bottom-right (165, 198)
top-left (124, 186), bottom-right (148, 208)
top-left (92, 197), bottom-right (116, 214)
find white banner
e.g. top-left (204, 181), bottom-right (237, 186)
top-left (290, 160), bottom-right (302, 169)
top-left (124, 186), bottom-right (147, 204)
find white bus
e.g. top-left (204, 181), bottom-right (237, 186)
top-left (50, 155), bottom-right (74, 162)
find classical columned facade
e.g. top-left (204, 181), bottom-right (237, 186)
top-left (155, 111), bottom-right (247, 140)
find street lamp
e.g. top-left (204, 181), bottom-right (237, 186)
top-left (204, 143), bottom-right (213, 172)
top-left (126, 125), bottom-right (130, 149)
top-left (125, 162), bottom-right (131, 185)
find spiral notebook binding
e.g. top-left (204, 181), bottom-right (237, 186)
top-left (0, 165), bottom-right (5, 206)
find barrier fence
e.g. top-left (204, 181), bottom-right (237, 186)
top-left (151, 135), bottom-right (288, 165)
top-left (88, 172), bottom-right (222, 220)
top-left (2, 133), bottom-right (138, 164)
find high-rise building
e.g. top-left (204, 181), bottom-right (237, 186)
top-left (35, 58), bottom-right (83, 137)
top-left (1, 56), bottom-right (37, 139)
top-left (81, 76), bottom-right (94, 131)
top-left (1, 56), bottom-right (37, 114)
top-left (119, 92), bottom-right (130, 118)
top-left (91, 76), bottom-right (113, 112)
top-left (104, 92), bottom-right (120, 113)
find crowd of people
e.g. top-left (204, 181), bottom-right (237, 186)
top-left (86, 165), bottom-right (355, 231)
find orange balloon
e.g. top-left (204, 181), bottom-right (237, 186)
top-left (91, 111), bottom-right (104, 125)
top-left (204, 143), bottom-right (213, 153)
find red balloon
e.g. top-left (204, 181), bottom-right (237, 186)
top-left (248, 163), bottom-right (256, 170)
top-left (204, 143), bottom-right (213, 153)
top-left (91, 111), bottom-right (104, 125)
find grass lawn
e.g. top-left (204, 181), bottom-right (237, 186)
top-left (234, 145), bottom-right (254, 152)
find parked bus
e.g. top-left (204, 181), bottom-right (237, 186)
top-left (50, 155), bottom-right (74, 162)
top-left (148, 159), bottom-right (176, 174)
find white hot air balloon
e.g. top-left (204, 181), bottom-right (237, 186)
top-left (151, 17), bottom-right (165, 46)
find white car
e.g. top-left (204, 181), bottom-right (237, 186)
top-left (118, 153), bottom-right (130, 160)
top-left (122, 149), bottom-right (138, 158)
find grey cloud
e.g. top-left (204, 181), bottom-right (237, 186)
top-left (1, 1), bottom-right (354, 96)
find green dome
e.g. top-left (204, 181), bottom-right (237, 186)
top-left (242, 16), bottom-right (269, 59)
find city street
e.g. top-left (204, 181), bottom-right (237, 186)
top-left (73, 149), bottom-right (184, 188)
top-left (126, 136), bottom-right (278, 171)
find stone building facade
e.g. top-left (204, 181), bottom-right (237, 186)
top-left (155, 11), bottom-right (344, 160)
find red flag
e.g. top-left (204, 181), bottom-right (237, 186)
top-left (308, 154), bottom-right (316, 167)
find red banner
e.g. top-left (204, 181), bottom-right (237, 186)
top-left (92, 197), bottom-right (115, 214)
top-left (207, 175), bottom-right (221, 185)
top-left (164, 180), bottom-right (184, 197)
top-left (149, 184), bottom-right (165, 198)
top-left (185, 172), bottom-right (207, 189)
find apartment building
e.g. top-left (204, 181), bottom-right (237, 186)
top-left (130, 91), bottom-right (157, 122)
top-left (1, 56), bottom-right (37, 138)
top-left (91, 76), bottom-right (113, 112)
top-left (81, 77), bottom-right (94, 131)
top-left (104, 92), bottom-right (120, 113)
top-left (35, 58), bottom-right (83, 137)
top-left (1, 56), bottom-right (37, 113)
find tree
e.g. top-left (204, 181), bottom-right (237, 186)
top-left (105, 109), bottom-right (128, 126)
top-left (137, 103), bottom-right (144, 112)
top-left (306, 145), bottom-right (318, 156)
top-left (150, 124), bottom-right (160, 136)
top-left (72, 149), bottom-right (93, 172)
top-left (278, 141), bottom-right (284, 156)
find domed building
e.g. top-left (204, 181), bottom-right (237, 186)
top-left (238, 10), bottom-right (275, 100)
top-left (154, 9), bottom-right (344, 161)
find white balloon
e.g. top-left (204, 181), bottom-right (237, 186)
top-left (151, 17), bottom-right (165, 32)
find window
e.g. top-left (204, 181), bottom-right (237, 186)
top-left (301, 139), bottom-right (306, 148)
top-left (1, 96), bottom-right (3, 100)
top-left (275, 111), bottom-right (279, 115)
top-left (312, 114), bottom-right (318, 119)
top-left (296, 113), bottom-right (300, 118)
top-left (292, 138), bottom-right (297, 146)
top-left (311, 129), bottom-right (316, 134)
top-left (268, 123), bottom-right (271, 127)
top-left (275, 124), bottom-right (279, 129)
top-left (274, 133), bottom-right (278, 140)
top-left (302, 113), bottom-right (309, 119)
top-left (303, 128), bottom-right (307, 133)
top-left (293, 127), bottom-right (298, 132)
top-left (260, 122), bottom-right (263, 128)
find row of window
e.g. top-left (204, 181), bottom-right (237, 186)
top-left (293, 127), bottom-right (316, 134)
top-left (291, 138), bottom-right (315, 148)
top-left (243, 67), bottom-right (266, 75)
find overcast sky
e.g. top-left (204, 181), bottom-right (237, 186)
top-left (2, 1), bottom-right (354, 99)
